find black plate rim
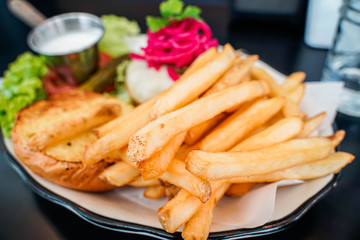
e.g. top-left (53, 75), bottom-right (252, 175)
top-left (0, 133), bottom-right (340, 240)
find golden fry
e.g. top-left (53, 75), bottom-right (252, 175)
top-left (199, 97), bottom-right (285, 152)
top-left (185, 113), bottom-right (229, 145)
top-left (229, 152), bottom-right (354, 183)
top-left (203, 55), bottom-right (258, 96)
top-left (144, 185), bottom-right (165, 199)
top-left (298, 112), bottom-right (326, 138)
top-left (186, 132), bottom-right (343, 180)
top-left (99, 161), bottom-right (140, 187)
top-left (231, 117), bottom-right (303, 152)
top-left (251, 67), bottom-right (305, 118)
top-left (288, 83), bottom-right (305, 104)
top-left (282, 72), bottom-right (306, 92)
top-left (181, 47), bottom-right (218, 79)
top-left (138, 132), bottom-right (186, 180)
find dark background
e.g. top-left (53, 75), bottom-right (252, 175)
top-left (1, 0), bottom-right (360, 239)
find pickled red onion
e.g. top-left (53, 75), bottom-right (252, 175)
top-left (131, 18), bottom-right (218, 81)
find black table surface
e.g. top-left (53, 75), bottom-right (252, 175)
top-left (1, 2), bottom-right (360, 240)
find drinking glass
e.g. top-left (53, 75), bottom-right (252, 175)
top-left (321, 0), bottom-right (360, 117)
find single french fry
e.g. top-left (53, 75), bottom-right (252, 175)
top-left (138, 132), bottom-right (187, 180)
top-left (128, 176), bottom-right (161, 187)
top-left (161, 159), bottom-right (212, 203)
top-left (144, 185), bottom-right (165, 199)
top-left (157, 181), bottom-right (225, 233)
top-left (251, 67), bottom-right (287, 97)
top-left (151, 44), bottom-right (236, 119)
top-left (225, 183), bottom-right (255, 197)
top-left (99, 161), bottom-right (140, 187)
top-left (298, 112), bottom-right (326, 138)
top-left (203, 55), bottom-right (259, 97)
top-left (182, 182), bottom-right (231, 240)
top-left (158, 189), bottom-right (203, 233)
top-left (186, 132), bottom-right (343, 180)
top-left (199, 97), bottom-right (285, 152)
top-left (128, 81), bottom-right (269, 162)
top-left (251, 67), bottom-right (305, 118)
top-left (181, 47), bottom-right (218, 79)
top-left (288, 83), bottom-right (305, 104)
top-left (27, 103), bottom-right (121, 150)
top-left (229, 152), bottom-right (354, 183)
top-left (282, 72), bottom-right (306, 93)
top-left (231, 117), bottom-right (304, 152)
top-left (282, 99), bottom-right (307, 119)
top-left (84, 100), bottom-right (156, 165)
top-left (185, 113), bottom-right (229, 145)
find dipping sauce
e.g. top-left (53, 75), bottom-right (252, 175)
top-left (38, 28), bottom-right (103, 55)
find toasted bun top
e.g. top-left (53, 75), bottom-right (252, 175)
top-left (12, 90), bottom-right (132, 192)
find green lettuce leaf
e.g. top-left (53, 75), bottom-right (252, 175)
top-left (173, 5), bottom-right (201, 21)
top-left (0, 52), bottom-right (48, 136)
top-left (160, 0), bottom-right (184, 18)
top-left (146, 16), bottom-right (168, 32)
top-left (107, 59), bottom-right (133, 104)
top-left (147, 0), bottom-right (202, 32)
top-left (99, 15), bottom-right (140, 57)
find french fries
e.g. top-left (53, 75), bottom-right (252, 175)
top-left (128, 81), bottom-right (269, 162)
top-left (151, 44), bottom-right (236, 119)
top-left (185, 55), bottom-right (258, 145)
top-left (229, 152), bottom-right (354, 183)
top-left (203, 55), bottom-right (258, 97)
top-left (186, 131), bottom-right (344, 180)
top-left (199, 97), bottom-right (285, 152)
top-left (75, 43), bottom-right (353, 240)
top-left (231, 117), bottom-right (304, 152)
top-left (251, 67), bottom-right (305, 118)
top-left (27, 103), bottom-right (121, 150)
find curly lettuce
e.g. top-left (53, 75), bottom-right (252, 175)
top-left (99, 15), bottom-right (140, 57)
top-left (0, 52), bottom-right (48, 136)
top-left (107, 59), bottom-right (133, 105)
